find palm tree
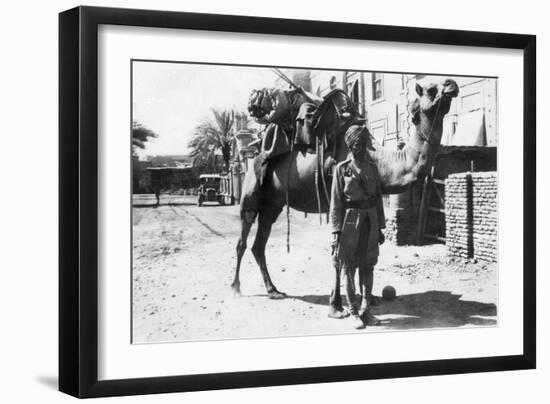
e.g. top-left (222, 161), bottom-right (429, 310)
top-left (188, 109), bottom-right (235, 173)
top-left (132, 121), bottom-right (158, 154)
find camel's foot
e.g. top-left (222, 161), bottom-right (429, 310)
top-left (267, 289), bottom-right (287, 300)
top-left (328, 306), bottom-right (349, 319)
top-left (230, 282), bottom-right (241, 298)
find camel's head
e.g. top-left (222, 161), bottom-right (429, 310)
top-left (410, 79), bottom-right (459, 139)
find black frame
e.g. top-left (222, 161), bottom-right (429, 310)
top-left (59, 6), bottom-right (536, 398)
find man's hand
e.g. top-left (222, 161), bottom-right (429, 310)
top-left (378, 230), bottom-right (385, 245)
top-left (331, 232), bottom-right (341, 255)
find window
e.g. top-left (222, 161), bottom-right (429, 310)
top-left (344, 73), bottom-right (359, 104)
top-left (372, 73), bottom-right (383, 100)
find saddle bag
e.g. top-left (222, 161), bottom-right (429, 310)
top-left (294, 103), bottom-right (318, 147)
top-left (260, 123), bottom-right (290, 160)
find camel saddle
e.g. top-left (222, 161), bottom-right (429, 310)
top-left (255, 89), bottom-right (358, 185)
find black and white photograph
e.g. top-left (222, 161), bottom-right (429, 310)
top-left (2, 0), bottom-right (544, 401)
top-left (131, 62), bottom-right (498, 343)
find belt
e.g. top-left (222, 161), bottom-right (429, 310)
top-left (345, 200), bottom-right (375, 209)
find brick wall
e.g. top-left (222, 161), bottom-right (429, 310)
top-left (445, 172), bottom-right (498, 262)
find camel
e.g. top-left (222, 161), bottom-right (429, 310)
top-left (230, 78), bottom-right (459, 302)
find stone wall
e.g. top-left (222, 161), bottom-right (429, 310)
top-left (445, 172), bottom-right (498, 262)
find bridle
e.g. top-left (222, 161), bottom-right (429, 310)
top-left (417, 93), bottom-right (446, 145)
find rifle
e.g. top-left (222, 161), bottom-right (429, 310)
top-left (271, 68), bottom-right (316, 105)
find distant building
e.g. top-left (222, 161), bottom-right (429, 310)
top-left (145, 154), bottom-right (195, 168)
top-left (133, 154), bottom-right (198, 194)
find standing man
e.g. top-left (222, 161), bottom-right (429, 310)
top-left (328, 125), bottom-right (386, 328)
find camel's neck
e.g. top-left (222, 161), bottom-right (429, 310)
top-left (370, 118), bottom-right (443, 193)
top-left (404, 118), bottom-right (444, 173)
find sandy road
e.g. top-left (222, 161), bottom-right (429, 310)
top-left (132, 194), bottom-right (497, 343)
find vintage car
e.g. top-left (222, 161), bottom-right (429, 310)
top-left (197, 174), bottom-right (233, 206)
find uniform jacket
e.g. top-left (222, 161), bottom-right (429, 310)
top-left (329, 157), bottom-right (386, 234)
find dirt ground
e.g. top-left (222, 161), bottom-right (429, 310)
top-left (132, 194), bottom-right (497, 343)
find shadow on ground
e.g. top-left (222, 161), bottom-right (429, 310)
top-left (291, 290), bottom-right (497, 329)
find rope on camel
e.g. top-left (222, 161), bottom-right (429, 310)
top-left (285, 91), bottom-right (294, 254)
top-left (286, 138), bottom-right (293, 253)
top-left (319, 131), bottom-right (330, 223)
top-left (315, 139), bottom-right (322, 226)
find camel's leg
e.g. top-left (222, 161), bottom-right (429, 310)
top-left (251, 211), bottom-right (286, 299)
top-left (328, 254), bottom-right (347, 319)
top-left (231, 210), bottom-right (256, 297)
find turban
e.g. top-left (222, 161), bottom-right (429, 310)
top-left (344, 125), bottom-right (366, 148)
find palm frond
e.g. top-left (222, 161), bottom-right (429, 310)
top-left (132, 121), bottom-right (158, 150)
top-left (187, 108), bottom-right (238, 172)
